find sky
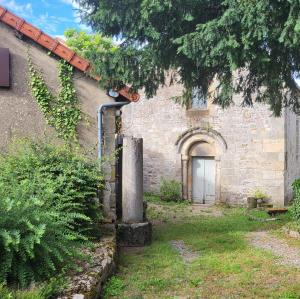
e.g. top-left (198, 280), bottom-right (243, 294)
top-left (0, 0), bottom-right (90, 38)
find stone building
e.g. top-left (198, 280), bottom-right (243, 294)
top-left (122, 82), bottom-right (300, 207)
top-left (0, 5), bottom-right (139, 221)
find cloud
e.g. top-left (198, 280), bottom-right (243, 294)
top-left (61, 0), bottom-right (92, 33)
top-left (55, 34), bottom-right (66, 41)
top-left (35, 13), bottom-right (58, 33)
top-left (34, 13), bottom-right (81, 34)
top-left (60, 0), bottom-right (79, 9)
top-left (0, 0), bottom-right (33, 18)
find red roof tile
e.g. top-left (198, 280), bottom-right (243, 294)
top-left (0, 5), bottom-right (140, 102)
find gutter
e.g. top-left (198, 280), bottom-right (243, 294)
top-left (98, 101), bottom-right (130, 160)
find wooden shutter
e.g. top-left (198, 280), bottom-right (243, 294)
top-left (0, 48), bottom-right (10, 87)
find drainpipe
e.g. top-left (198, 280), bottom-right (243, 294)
top-left (98, 101), bottom-right (130, 160)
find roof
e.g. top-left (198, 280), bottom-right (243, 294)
top-left (0, 5), bottom-right (140, 102)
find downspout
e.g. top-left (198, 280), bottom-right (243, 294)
top-left (98, 101), bottom-right (130, 160)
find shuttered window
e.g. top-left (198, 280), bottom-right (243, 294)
top-left (0, 48), bottom-right (10, 87)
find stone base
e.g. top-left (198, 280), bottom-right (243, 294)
top-left (117, 222), bottom-right (152, 247)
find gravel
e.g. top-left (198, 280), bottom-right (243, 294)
top-left (248, 231), bottom-right (300, 269)
top-left (170, 240), bottom-right (199, 263)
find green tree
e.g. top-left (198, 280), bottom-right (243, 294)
top-left (74, 0), bottom-right (300, 116)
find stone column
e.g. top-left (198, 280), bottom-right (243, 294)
top-left (117, 136), bottom-right (152, 247)
top-left (182, 157), bottom-right (188, 200)
top-left (122, 136), bottom-right (143, 223)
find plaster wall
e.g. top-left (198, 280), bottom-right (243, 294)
top-left (0, 22), bottom-right (117, 219)
top-left (0, 22), bottom-right (113, 156)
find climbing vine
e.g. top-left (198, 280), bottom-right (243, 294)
top-left (27, 53), bottom-right (81, 142)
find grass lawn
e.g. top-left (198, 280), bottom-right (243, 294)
top-left (104, 198), bottom-right (300, 299)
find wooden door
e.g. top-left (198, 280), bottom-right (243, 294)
top-left (192, 157), bottom-right (216, 204)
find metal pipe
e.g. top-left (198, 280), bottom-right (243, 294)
top-left (97, 101), bottom-right (129, 160)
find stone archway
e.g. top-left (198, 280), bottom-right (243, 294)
top-left (176, 128), bottom-right (227, 202)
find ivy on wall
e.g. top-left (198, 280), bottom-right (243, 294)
top-left (27, 53), bottom-right (81, 142)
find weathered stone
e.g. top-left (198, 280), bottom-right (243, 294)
top-left (263, 139), bottom-right (284, 153)
top-left (117, 222), bottom-right (152, 247)
top-left (121, 82), bottom-right (300, 206)
top-left (289, 230), bottom-right (300, 238)
top-left (122, 136), bottom-right (144, 223)
top-left (58, 236), bottom-right (116, 299)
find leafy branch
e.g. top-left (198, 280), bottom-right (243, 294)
top-left (27, 52), bottom-right (81, 142)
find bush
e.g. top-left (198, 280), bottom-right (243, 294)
top-left (292, 179), bottom-right (300, 221)
top-left (159, 179), bottom-right (182, 202)
top-left (0, 169), bottom-right (88, 288)
top-left (0, 139), bottom-right (104, 288)
top-left (0, 139), bottom-right (104, 235)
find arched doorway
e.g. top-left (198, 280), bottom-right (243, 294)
top-left (176, 128), bottom-right (227, 204)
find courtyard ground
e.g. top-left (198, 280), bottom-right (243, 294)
top-left (104, 197), bottom-right (300, 299)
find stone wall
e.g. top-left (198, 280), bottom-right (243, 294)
top-left (284, 108), bottom-right (300, 203)
top-left (122, 84), bottom-right (286, 206)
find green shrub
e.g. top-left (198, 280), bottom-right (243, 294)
top-left (292, 179), bottom-right (300, 221)
top-left (39, 275), bottom-right (67, 299)
top-left (0, 139), bottom-right (104, 235)
top-left (0, 177), bottom-right (88, 288)
top-left (250, 188), bottom-right (268, 200)
top-left (0, 139), bottom-right (104, 288)
top-left (159, 179), bottom-right (182, 202)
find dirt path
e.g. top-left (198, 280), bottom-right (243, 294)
top-left (248, 231), bottom-right (300, 269)
top-left (170, 240), bottom-right (199, 263)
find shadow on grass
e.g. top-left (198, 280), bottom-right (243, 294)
top-left (148, 209), bottom-right (291, 255)
top-left (107, 208), bottom-right (294, 299)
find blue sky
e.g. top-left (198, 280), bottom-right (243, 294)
top-left (0, 0), bottom-right (90, 37)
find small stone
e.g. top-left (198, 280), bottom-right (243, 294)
top-left (289, 230), bottom-right (300, 238)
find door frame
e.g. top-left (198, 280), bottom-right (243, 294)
top-left (185, 154), bottom-right (221, 203)
top-left (191, 156), bottom-right (216, 204)
top-left (176, 128), bottom-right (227, 204)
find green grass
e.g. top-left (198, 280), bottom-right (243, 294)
top-left (104, 203), bottom-right (300, 299)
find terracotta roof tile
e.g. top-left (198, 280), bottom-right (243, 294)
top-left (0, 5), bottom-right (140, 102)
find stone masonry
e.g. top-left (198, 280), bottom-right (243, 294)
top-left (122, 83), bottom-right (300, 206)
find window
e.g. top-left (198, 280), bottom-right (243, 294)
top-left (191, 87), bottom-right (207, 110)
top-left (0, 48), bottom-right (10, 87)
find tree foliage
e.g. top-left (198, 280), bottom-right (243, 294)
top-left (74, 0), bottom-right (300, 116)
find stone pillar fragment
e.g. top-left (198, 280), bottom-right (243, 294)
top-left (122, 136), bottom-right (143, 223)
top-left (118, 136), bottom-right (152, 247)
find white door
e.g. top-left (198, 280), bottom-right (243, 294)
top-left (192, 157), bottom-right (216, 204)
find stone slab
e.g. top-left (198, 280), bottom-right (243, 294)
top-left (117, 222), bottom-right (152, 247)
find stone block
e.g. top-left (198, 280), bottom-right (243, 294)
top-left (117, 222), bottom-right (152, 247)
top-left (263, 139), bottom-right (284, 153)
